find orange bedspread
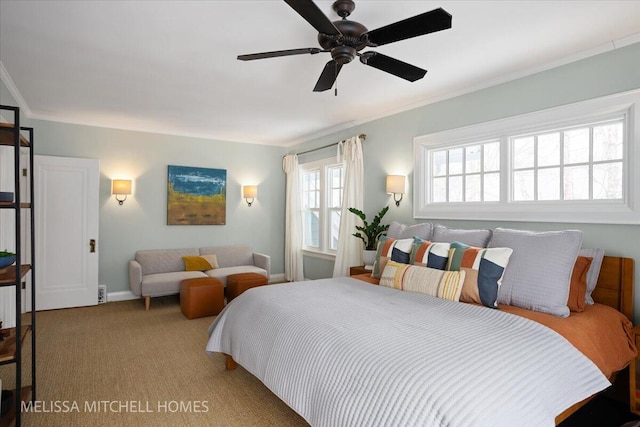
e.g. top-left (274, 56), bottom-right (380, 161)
top-left (351, 273), bottom-right (636, 378)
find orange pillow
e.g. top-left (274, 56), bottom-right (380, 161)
top-left (567, 256), bottom-right (592, 312)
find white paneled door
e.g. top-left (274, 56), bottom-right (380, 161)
top-left (34, 155), bottom-right (99, 310)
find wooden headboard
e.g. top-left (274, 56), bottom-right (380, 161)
top-left (591, 256), bottom-right (634, 322)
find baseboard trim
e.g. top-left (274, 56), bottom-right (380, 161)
top-left (106, 275), bottom-right (285, 302)
top-left (107, 290), bottom-right (138, 302)
top-left (269, 273), bottom-right (285, 283)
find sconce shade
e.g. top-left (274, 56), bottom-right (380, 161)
top-left (112, 179), bottom-right (132, 195)
top-left (386, 175), bottom-right (405, 194)
top-left (242, 185), bottom-right (258, 199)
top-left (112, 179), bottom-right (132, 205)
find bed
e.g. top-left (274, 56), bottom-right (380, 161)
top-left (206, 255), bottom-right (635, 427)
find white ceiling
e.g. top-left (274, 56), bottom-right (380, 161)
top-left (1, 1), bottom-right (639, 146)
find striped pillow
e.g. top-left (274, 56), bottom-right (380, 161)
top-left (372, 236), bottom-right (414, 279)
top-left (380, 260), bottom-right (465, 302)
top-left (410, 238), bottom-right (450, 270)
top-left (446, 241), bottom-right (513, 308)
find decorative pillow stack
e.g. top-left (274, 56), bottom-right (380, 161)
top-left (410, 238), bottom-right (451, 270)
top-left (372, 236), bottom-right (414, 278)
top-left (489, 227), bottom-right (584, 318)
top-left (445, 242), bottom-right (513, 309)
top-left (380, 260), bottom-right (465, 302)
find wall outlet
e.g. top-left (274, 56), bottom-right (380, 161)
top-left (98, 285), bottom-right (107, 304)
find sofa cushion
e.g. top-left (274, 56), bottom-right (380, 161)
top-left (141, 271), bottom-right (207, 296)
top-left (206, 266), bottom-right (268, 285)
top-left (136, 248), bottom-right (199, 275)
top-left (200, 245), bottom-right (253, 268)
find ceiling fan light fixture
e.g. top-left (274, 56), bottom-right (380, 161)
top-left (331, 46), bottom-right (357, 64)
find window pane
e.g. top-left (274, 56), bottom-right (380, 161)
top-left (465, 174), bottom-right (481, 202)
top-left (466, 145), bottom-right (481, 173)
top-left (513, 137), bottom-right (534, 169)
top-left (433, 150), bottom-right (447, 177)
top-left (449, 176), bottom-right (463, 202)
top-left (513, 170), bottom-right (534, 201)
top-left (483, 142), bottom-right (500, 172)
top-left (331, 167), bottom-right (343, 185)
top-left (564, 128), bottom-right (589, 164)
top-left (303, 211), bottom-right (319, 247)
top-left (593, 122), bottom-right (623, 162)
top-left (483, 172), bottom-right (500, 201)
top-left (449, 148), bottom-right (463, 175)
top-left (537, 168), bottom-right (560, 200)
top-left (538, 133), bottom-right (560, 167)
top-left (564, 165), bottom-right (589, 200)
top-left (432, 177), bottom-right (447, 202)
top-left (593, 162), bottom-right (623, 200)
top-left (330, 210), bottom-right (341, 250)
top-left (329, 189), bottom-right (342, 208)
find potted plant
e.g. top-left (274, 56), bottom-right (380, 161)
top-left (348, 206), bottom-right (390, 268)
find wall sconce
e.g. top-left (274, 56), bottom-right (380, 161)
top-left (386, 175), bottom-right (405, 207)
top-left (242, 185), bottom-right (257, 207)
top-left (112, 179), bottom-right (132, 205)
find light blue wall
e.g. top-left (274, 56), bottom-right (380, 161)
top-left (1, 80), bottom-right (286, 295)
top-left (2, 42), bottom-right (639, 315)
top-left (291, 42), bottom-right (640, 319)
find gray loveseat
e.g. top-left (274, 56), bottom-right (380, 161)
top-left (129, 245), bottom-right (270, 310)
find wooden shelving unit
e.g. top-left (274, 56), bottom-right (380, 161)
top-left (0, 327), bottom-right (31, 363)
top-left (0, 105), bottom-right (36, 427)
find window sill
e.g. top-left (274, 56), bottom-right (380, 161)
top-left (302, 249), bottom-right (336, 262)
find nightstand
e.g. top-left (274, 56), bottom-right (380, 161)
top-left (349, 265), bottom-right (371, 276)
top-left (630, 325), bottom-right (640, 414)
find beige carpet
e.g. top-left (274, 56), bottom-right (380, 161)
top-left (0, 296), bottom-right (308, 426)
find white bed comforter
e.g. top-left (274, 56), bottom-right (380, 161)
top-left (206, 277), bottom-right (609, 427)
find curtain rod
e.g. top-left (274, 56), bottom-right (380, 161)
top-left (293, 134), bottom-right (366, 156)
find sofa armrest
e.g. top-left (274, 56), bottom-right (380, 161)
top-left (253, 253), bottom-right (271, 279)
top-left (129, 260), bottom-right (143, 296)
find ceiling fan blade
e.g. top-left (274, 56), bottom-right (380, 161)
top-left (360, 52), bottom-right (426, 82)
top-left (284, 0), bottom-right (341, 36)
top-left (238, 48), bottom-right (323, 61)
top-left (365, 8), bottom-right (452, 46)
top-left (313, 60), bottom-right (343, 92)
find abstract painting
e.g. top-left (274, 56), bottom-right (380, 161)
top-left (167, 165), bottom-right (226, 225)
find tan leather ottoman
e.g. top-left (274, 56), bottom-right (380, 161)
top-left (180, 277), bottom-right (224, 319)
top-left (226, 272), bottom-right (268, 302)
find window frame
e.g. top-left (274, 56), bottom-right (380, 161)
top-left (414, 90), bottom-right (640, 224)
top-left (300, 157), bottom-right (345, 257)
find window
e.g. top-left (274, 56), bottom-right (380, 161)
top-left (511, 119), bottom-right (623, 202)
top-left (414, 91), bottom-right (640, 224)
top-left (301, 158), bottom-right (344, 255)
top-left (430, 141), bottom-right (501, 203)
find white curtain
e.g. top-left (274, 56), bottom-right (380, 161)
top-left (333, 135), bottom-right (364, 277)
top-left (283, 154), bottom-right (304, 282)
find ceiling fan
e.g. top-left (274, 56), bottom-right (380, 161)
top-left (238, 0), bottom-right (452, 93)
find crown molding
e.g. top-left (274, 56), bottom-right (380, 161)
top-left (0, 61), bottom-right (32, 117)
